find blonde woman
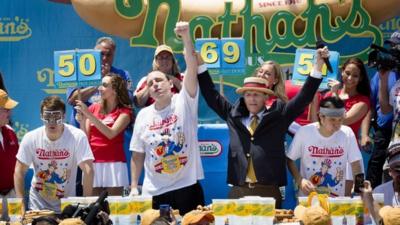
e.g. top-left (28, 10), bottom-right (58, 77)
top-left (255, 61), bottom-right (319, 132)
top-left (255, 60), bottom-right (288, 107)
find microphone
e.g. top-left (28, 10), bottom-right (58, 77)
top-left (316, 40), bottom-right (333, 73)
top-left (84, 190), bottom-right (108, 225)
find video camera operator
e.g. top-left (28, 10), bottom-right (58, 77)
top-left (366, 30), bottom-right (400, 189)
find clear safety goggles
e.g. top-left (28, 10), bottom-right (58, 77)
top-left (41, 110), bottom-right (64, 125)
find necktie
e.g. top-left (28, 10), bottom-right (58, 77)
top-left (248, 115), bottom-right (259, 135)
top-left (246, 115), bottom-right (258, 183)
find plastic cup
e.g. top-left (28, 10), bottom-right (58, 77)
top-left (212, 199), bottom-right (236, 225)
top-left (298, 196), bottom-right (308, 206)
top-left (373, 193), bottom-right (384, 209)
top-left (131, 196), bottom-right (152, 213)
top-left (253, 197), bottom-right (275, 225)
top-left (329, 197), bottom-right (350, 225)
top-left (7, 198), bottom-right (23, 222)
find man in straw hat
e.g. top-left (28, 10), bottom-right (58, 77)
top-left (0, 89), bottom-right (19, 220)
top-left (197, 47), bottom-right (329, 208)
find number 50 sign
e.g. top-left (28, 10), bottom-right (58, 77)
top-left (54, 49), bottom-right (102, 88)
top-left (195, 38), bottom-right (245, 76)
top-left (292, 48), bottom-right (340, 89)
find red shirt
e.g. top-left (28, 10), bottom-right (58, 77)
top-left (266, 80), bottom-right (320, 126)
top-left (0, 125), bottom-right (19, 190)
top-left (88, 104), bottom-right (132, 163)
top-left (324, 91), bottom-right (371, 138)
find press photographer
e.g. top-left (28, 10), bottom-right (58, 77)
top-left (366, 30), bottom-right (400, 189)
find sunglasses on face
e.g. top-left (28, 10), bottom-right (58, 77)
top-left (41, 110), bottom-right (64, 125)
top-left (156, 55), bottom-right (173, 60)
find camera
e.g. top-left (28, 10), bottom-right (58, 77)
top-left (368, 44), bottom-right (400, 71)
top-left (61, 191), bottom-right (110, 225)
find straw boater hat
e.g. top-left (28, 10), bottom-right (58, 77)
top-left (235, 77), bottom-right (274, 95)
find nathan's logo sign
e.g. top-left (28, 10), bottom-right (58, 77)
top-left (380, 16), bottom-right (400, 39)
top-left (0, 16), bottom-right (32, 42)
top-left (114, 0), bottom-right (382, 64)
top-left (199, 141), bottom-right (222, 157)
top-left (71, 0), bottom-right (397, 66)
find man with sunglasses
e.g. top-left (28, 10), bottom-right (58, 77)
top-left (14, 96), bottom-right (94, 213)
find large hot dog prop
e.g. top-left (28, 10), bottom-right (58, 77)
top-left (70, 0), bottom-right (399, 41)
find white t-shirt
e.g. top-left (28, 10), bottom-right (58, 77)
top-left (16, 124), bottom-right (94, 213)
top-left (286, 123), bottom-right (362, 197)
top-left (130, 86), bottom-right (203, 196)
top-left (389, 79), bottom-right (400, 142)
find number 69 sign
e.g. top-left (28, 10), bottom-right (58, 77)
top-left (54, 49), bottom-right (102, 88)
top-left (195, 38), bottom-right (245, 76)
top-left (292, 48), bottom-right (340, 89)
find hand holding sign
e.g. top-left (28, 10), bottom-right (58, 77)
top-left (292, 48), bottom-right (340, 89)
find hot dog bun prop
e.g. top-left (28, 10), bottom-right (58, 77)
top-left (70, 0), bottom-right (399, 41)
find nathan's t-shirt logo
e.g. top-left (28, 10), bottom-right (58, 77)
top-left (36, 148), bottom-right (71, 160)
top-left (307, 145), bottom-right (344, 157)
top-left (149, 114), bottom-right (178, 130)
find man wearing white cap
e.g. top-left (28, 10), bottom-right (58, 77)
top-left (0, 89), bottom-right (19, 220)
top-left (197, 47), bottom-right (329, 207)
